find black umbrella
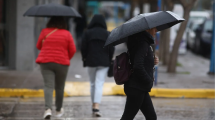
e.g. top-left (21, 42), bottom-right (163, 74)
top-left (104, 11), bottom-right (185, 47)
top-left (23, 3), bottom-right (81, 18)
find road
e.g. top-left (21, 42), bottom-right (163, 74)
top-left (0, 96), bottom-right (214, 120)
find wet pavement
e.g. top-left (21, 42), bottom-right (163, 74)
top-left (0, 44), bottom-right (214, 89)
top-left (0, 44), bottom-right (214, 120)
top-left (0, 96), bottom-right (214, 120)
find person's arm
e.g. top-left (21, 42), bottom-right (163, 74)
top-left (133, 40), bottom-right (152, 83)
top-left (36, 30), bottom-right (45, 50)
top-left (109, 46), bottom-right (115, 61)
top-left (68, 33), bottom-right (76, 59)
top-left (107, 31), bottom-right (115, 61)
top-left (81, 32), bottom-right (88, 62)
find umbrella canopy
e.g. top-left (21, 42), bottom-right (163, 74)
top-left (104, 11), bottom-right (185, 47)
top-left (23, 3), bottom-right (81, 18)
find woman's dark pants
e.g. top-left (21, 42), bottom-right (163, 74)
top-left (121, 86), bottom-right (157, 120)
top-left (40, 63), bottom-right (68, 111)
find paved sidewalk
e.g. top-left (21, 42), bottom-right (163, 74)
top-left (1, 44), bottom-right (214, 87)
top-left (0, 44), bottom-right (214, 119)
top-left (0, 44), bottom-right (214, 98)
top-left (0, 44), bottom-right (214, 89)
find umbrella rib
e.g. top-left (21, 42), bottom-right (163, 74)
top-left (165, 11), bottom-right (182, 21)
top-left (24, 3), bottom-right (81, 17)
top-left (54, 5), bottom-right (59, 16)
top-left (143, 16), bottom-right (150, 29)
top-left (34, 6), bottom-right (42, 16)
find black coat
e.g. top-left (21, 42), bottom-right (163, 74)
top-left (81, 15), bottom-right (114, 67)
top-left (125, 31), bottom-right (155, 92)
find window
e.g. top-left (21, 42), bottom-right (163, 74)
top-left (203, 20), bottom-right (213, 31)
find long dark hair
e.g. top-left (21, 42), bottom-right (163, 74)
top-left (46, 17), bottom-right (67, 29)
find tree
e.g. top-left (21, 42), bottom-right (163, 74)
top-left (129, 0), bottom-right (135, 18)
top-left (193, 0), bottom-right (212, 10)
top-left (138, 0), bottom-right (144, 13)
top-left (167, 0), bottom-right (197, 73)
top-left (129, 0), bottom-right (148, 18)
top-left (159, 0), bottom-right (174, 65)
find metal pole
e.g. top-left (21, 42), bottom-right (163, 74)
top-left (209, 0), bottom-right (215, 74)
top-left (114, 2), bottom-right (119, 26)
top-left (154, 0), bottom-right (162, 85)
top-left (157, 0), bottom-right (162, 11)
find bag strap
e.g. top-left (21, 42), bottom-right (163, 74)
top-left (42, 28), bottom-right (58, 43)
top-left (45, 28), bottom-right (58, 39)
top-left (127, 49), bottom-right (130, 60)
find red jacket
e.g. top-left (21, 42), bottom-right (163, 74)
top-left (36, 28), bottom-right (76, 66)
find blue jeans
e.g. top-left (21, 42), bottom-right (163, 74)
top-left (87, 67), bottom-right (108, 104)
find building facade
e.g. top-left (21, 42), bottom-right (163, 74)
top-left (0, 0), bottom-right (77, 71)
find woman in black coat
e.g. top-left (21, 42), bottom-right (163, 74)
top-left (81, 14), bottom-right (114, 117)
top-left (121, 28), bottom-right (158, 120)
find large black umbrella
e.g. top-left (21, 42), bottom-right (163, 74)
top-left (104, 11), bottom-right (185, 47)
top-left (23, 3), bottom-right (81, 18)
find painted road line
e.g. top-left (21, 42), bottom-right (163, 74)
top-left (0, 82), bottom-right (214, 98)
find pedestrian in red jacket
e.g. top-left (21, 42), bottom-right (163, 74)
top-left (36, 17), bottom-right (76, 119)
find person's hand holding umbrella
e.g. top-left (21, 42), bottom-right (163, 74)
top-left (154, 56), bottom-right (159, 65)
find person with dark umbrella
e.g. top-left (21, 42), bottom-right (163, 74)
top-left (81, 14), bottom-right (115, 117)
top-left (36, 17), bottom-right (76, 119)
top-left (103, 11), bottom-right (185, 120)
top-left (23, 3), bottom-right (81, 119)
top-left (121, 28), bottom-right (157, 120)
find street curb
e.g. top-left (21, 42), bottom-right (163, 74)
top-left (0, 82), bottom-right (214, 98)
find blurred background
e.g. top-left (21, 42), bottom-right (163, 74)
top-left (0, 0), bottom-right (213, 72)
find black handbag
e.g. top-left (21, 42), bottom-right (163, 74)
top-left (107, 60), bottom-right (114, 77)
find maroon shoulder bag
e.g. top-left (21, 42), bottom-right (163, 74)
top-left (113, 46), bottom-right (151, 85)
top-left (113, 51), bottom-right (133, 85)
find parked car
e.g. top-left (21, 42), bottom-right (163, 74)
top-left (170, 9), bottom-right (210, 54)
top-left (186, 21), bottom-right (202, 50)
top-left (184, 11), bottom-right (210, 48)
top-left (187, 11), bottom-right (210, 28)
top-left (193, 19), bottom-right (213, 55)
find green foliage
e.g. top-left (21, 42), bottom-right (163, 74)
top-left (177, 62), bottom-right (183, 67)
top-left (177, 71), bottom-right (191, 74)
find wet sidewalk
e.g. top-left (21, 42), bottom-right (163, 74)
top-left (0, 44), bottom-right (214, 90)
top-left (0, 44), bottom-right (214, 119)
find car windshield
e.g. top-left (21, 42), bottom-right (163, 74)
top-left (191, 23), bottom-right (200, 30)
top-left (187, 16), bottom-right (205, 27)
top-left (190, 17), bottom-right (205, 22)
top-left (203, 20), bottom-right (213, 31)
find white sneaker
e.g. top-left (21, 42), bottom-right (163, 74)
top-left (92, 109), bottom-right (102, 117)
top-left (93, 111), bottom-right (102, 117)
top-left (43, 109), bottom-right (52, 119)
top-left (56, 108), bottom-right (64, 118)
